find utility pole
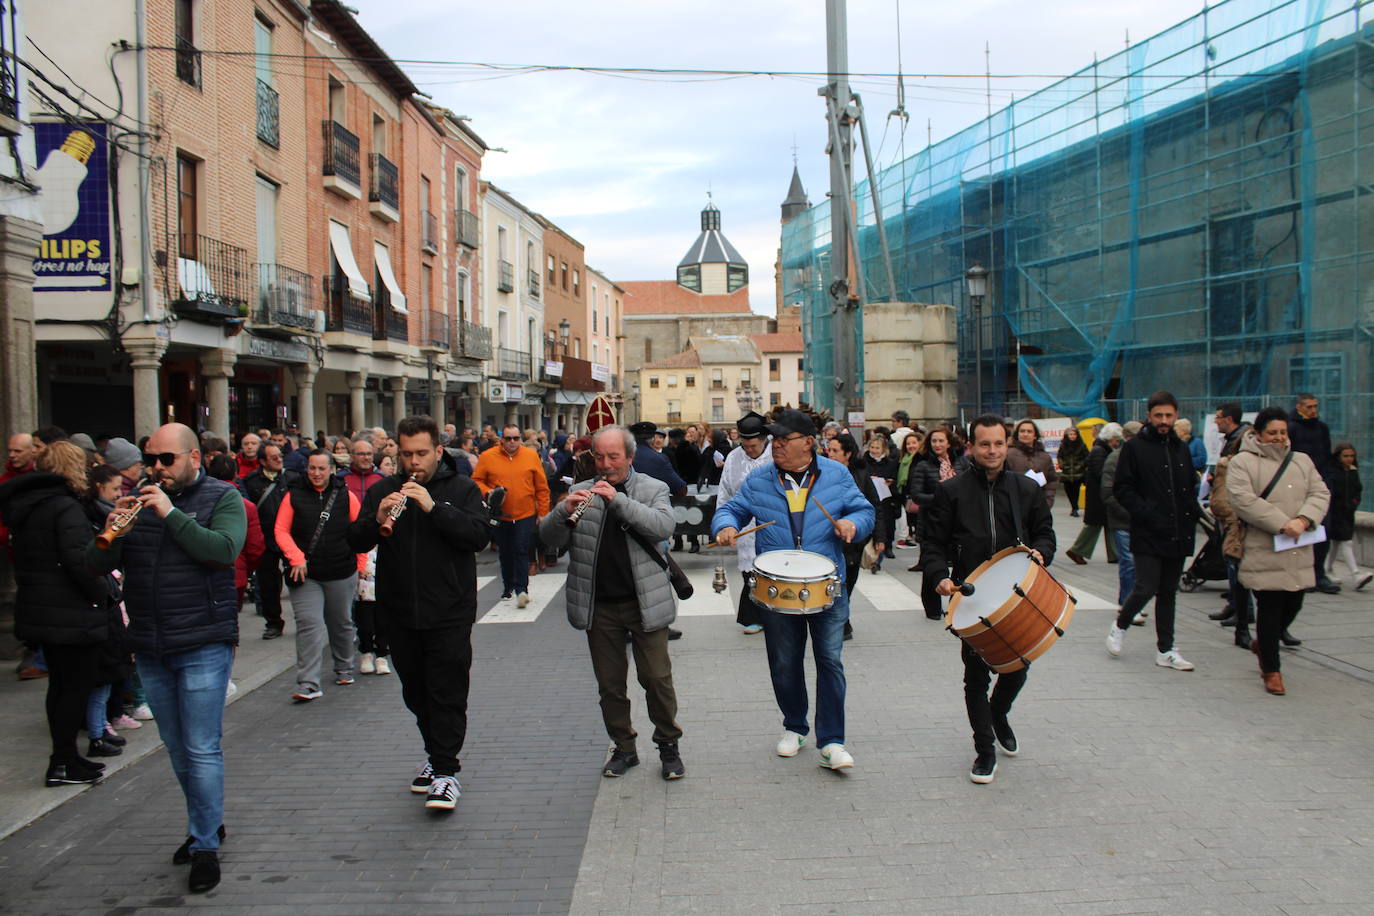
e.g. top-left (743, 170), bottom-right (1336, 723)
top-left (822, 0), bottom-right (859, 425)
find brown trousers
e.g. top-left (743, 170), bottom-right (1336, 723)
top-left (586, 598), bottom-right (682, 752)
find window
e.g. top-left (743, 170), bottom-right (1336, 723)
top-left (593, 344), bottom-right (600, 365)
top-left (741, 368), bottom-right (751, 384)
top-left (547, 255), bottom-right (556, 285)
top-left (254, 18), bottom-right (272, 86)
top-left (605, 293), bottom-right (611, 335)
top-left (255, 174), bottom-right (278, 269)
top-left (454, 166), bottom-right (466, 212)
top-left (572, 269), bottom-right (580, 298)
top-left (419, 264), bottom-right (432, 311)
top-left (1289, 354), bottom-right (1346, 435)
top-left (711, 368), bottom-right (724, 390)
top-left (529, 317), bottom-right (536, 354)
top-left (667, 374), bottom-right (677, 387)
top-left (498, 226), bottom-right (508, 260)
top-left (457, 270), bottom-right (469, 322)
top-left (769, 358), bottom-right (781, 380)
top-left (560, 262), bottom-right (568, 290)
top-left (677, 264), bottom-right (701, 292)
top-left (685, 374), bottom-right (695, 388)
top-left (644, 339), bottom-right (653, 361)
top-left (372, 115), bottom-right (386, 157)
top-left (649, 376), bottom-right (660, 389)
top-left (770, 392), bottom-right (781, 406)
top-left (175, 0), bottom-right (200, 87)
top-left (328, 77), bottom-right (346, 125)
top-left (712, 398), bottom-right (725, 422)
top-left (177, 153), bottom-right (198, 258)
top-left (421, 175), bottom-right (431, 210)
top-left (798, 358), bottom-right (805, 379)
top-left (592, 303), bottom-right (598, 335)
top-left (497, 309), bottom-right (509, 347)
top-left (727, 265), bottom-right (748, 292)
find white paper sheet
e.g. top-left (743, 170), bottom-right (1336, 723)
top-left (1274, 524), bottom-right (1327, 552)
top-left (1025, 469), bottom-right (1047, 487)
top-left (870, 476), bottom-right (892, 500)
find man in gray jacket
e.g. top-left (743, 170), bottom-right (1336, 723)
top-left (538, 425), bottom-right (685, 781)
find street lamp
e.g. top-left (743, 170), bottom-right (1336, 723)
top-left (965, 262), bottom-right (988, 414)
top-left (558, 318), bottom-right (570, 355)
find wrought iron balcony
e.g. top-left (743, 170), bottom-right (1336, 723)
top-left (497, 346), bottom-right (531, 381)
top-left (369, 152), bottom-right (399, 213)
top-left (323, 278), bottom-right (372, 335)
top-left (255, 79), bottom-right (279, 147)
top-left (373, 306), bottom-right (408, 343)
top-left (422, 210), bottom-right (438, 252)
top-left (421, 309), bottom-right (449, 351)
top-left (667, 412), bottom-right (682, 424)
top-left (255, 263), bottom-right (317, 332)
top-left (454, 320), bottom-right (492, 360)
top-left (175, 37), bottom-right (201, 88)
top-left (497, 260), bottom-right (514, 293)
top-left (528, 269), bottom-right (541, 299)
top-left (172, 235), bottom-right (250, 322)
top-left (457, 210), bottom-right (479, 248)
top-left (322, 120), bottom-right (360, 189)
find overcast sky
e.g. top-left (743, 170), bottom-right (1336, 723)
top-left (351, 0), bottom-right (1206, 315)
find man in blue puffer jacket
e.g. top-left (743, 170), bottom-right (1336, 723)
top-left (713, 409), bottom-right (873, 771)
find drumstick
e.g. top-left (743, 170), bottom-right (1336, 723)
top-left (809, 495), bottom-right (845, 536)
top-left (708, 520), bottom-right (776, 547)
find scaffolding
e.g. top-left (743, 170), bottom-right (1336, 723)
top-left (783, 0), bottom-right (1373, 465)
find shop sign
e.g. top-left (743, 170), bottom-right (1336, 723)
top-left (591, 362), bottom-right (611, 383)
top-left (34, 121), bottom-right (112, 292)
top-left (544, 360), bottom-right (563, 377)
top-left (247, 336), bottom-right (310, 363)
top-left (506, 384), bottom-right (524, 402)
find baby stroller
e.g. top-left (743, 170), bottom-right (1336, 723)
top-left (1179, 510), bottom-right (1227, 592)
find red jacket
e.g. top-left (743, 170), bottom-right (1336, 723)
top-left (339, 466), bottom-right (384, 503)
top-left (235, 453), bottom-right (259, 481)
top-left (236, 497), bottom-right (266, 592)
top-left (0, 463), bottom-right (33, 557)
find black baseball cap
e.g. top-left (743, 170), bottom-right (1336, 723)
top-left (765, 409), bottom-right (817, 439)
top-left (737, 411), bottom-right (768, 439)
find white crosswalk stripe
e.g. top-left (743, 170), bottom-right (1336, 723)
top-left (676, 564), bottom-right (737, 616)
top-left (478, 571), bottom-right (566, 624)
top-left (853, 570), bottom-right (921, 611)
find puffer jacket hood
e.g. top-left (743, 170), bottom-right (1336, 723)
top-left (0, 471), bottom-right (73, 529)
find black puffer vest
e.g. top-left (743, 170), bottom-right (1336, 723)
top-left (286, 474), bottom-right (355, 581)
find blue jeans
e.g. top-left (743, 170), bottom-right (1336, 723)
top-left (1110, 529), bottom-right (1135, 606)
top-left (494, 516), bottom-right (535, 595)
top-left (136, 643), bottom-right (234, 853)
top-left (86, 684), bottom-right (112, 737)
top-left (758, 601), bottom-right (848, 747)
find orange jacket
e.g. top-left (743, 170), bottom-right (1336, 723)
top-left (472, 445), bottom-right (551, 522)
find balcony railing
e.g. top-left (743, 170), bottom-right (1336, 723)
top-left (421, 310), bottom-right (449, 350)
top-left (528, 269), bottom-right (541, 299)
top-left (497, 259), bottom-right (514, 293)
top-left (457, 210), bottom-right (480, 248)
top-left (374, 306), bottom-right (408, 343)
top-left (497, 346), bottom-right (531, 381)
top-left (369, 152), bottom-right (398, 211)
top-left (422, 210), bottom-right (438, 252)
top-left (454, 320), bottom-right (492, 360)
top-left (175, 37), bottom-right (201, 88)
top-left (172, 234), bottom-right (250, 322)
top-left (255, 79), bottom-right (279, 147)
top-left (255, 264), bottom-right (317, 331)
top-left (710, 380), bottom-right (727, 390)
top-left (322, 120), bottom-right (360, 188)
top-left (323, 278), bottom-right (372, 335)
top-left (667, 412), bottom-right (682, 424)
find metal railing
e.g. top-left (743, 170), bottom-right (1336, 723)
top-left (667, 412), bottom-right (682, 424)
top-left (457, 209), bottom-right (480, 248)
top-left (173, 234), bottom-right (250, 319)
top-left (255, 264), bottom-right (317, 330)
top-left (454, 320), bottom-right (492, 359)
top-left (323, 278), bottom-right (372, 334)
top-left (175, 37), bottom-right (201, 88)
top-left (322, 120), bottom-right (360, 187)
top-left (421, 310), bottom-right (449, 350)
top-left (422, 210), bottom-right (438, 251)
top-left (369, 152), bottom-right (398, 211)
top-left (497, 260), bottom-right (514, 293)
top-left (255, 79), bottom-right (279, 147)
top-left (528, 269), bottom-right (541, 299)
top-left (497, 346), bottom-right (531, 380)
top-left (374, 306), bottom-right (408, 343)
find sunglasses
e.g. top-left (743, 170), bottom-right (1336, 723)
top-left (502, 435), bottom-right (522, 441)
top-left (142, 449), bottom-right (191, 467)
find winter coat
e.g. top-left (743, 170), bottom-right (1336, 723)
top-left (339, 465), bottom-right (384, 504)
top-left (1005, 443), bottom-right (1058, 508)
top-left (1112, 424), bottom-right (1199, 558)
top-left (919, 464), bottom-right (1057, 584)
top-left (0, 473), bottom-right (116, 645)
top-left (1226, 433), bottom-right (1330, 592)
top-left (712, 455), bottom-right (875, 615)
top-left (1325, 465), bottom-right (1362, 542)
top-left (1082, 439), bottom-right (1113, 527)
top-left (242, 467), bottom-right (299, 555)
top-left (633, 442), bottom-right (688, 495)
top-left (1057, 437), bottom-right (1089, 481)
top-left (906, 453), bottom-right (970, 509)
top-left (1100, 449), bottom-right (1132, 532)
top-left (1185, 437), bottom-right (1208, 471)
top-left (1287, 412), bottom-right (1333, 479)
top-left (539, 469), bottom-right (677, 631)
top-left (236, 497), bottom-right (265, 592)
top-left (841, 461), bottom-right (887, 567)
top-left (277, 474), bottom-right (361, 582)
top-left (347, 452), bottom-right (491, 629)
top-left (673, 442), bottom-right (702, 486)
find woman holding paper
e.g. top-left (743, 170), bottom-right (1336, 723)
top-left (1005, 420), bottom-right (1058, 508)
top-left (1225, 407), bottom-right (1330, 696)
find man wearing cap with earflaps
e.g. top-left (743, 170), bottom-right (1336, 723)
top-left (628, 420), bottom-right (687, 497)
top-left (713, 409), bottom-right (874, 770)
top-left (717, 411), bottom-right (773, 635)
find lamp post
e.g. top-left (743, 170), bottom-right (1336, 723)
top-left (965, 263), bottom-right (988, 415)
top-left (558, 317), bottom-right (570, 355)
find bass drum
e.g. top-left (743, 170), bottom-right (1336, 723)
top-left (945, 546), bottom-right (1076, 673)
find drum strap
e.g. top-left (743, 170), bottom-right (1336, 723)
top-left (779, 465), bottom-right (819, 549)
top-left (1007, 475), bottom-right (1025, 550)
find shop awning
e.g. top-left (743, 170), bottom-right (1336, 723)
top-left (328, 221), bottom-right (370, 300)
top-left (552, 390), bottom-right (595, 406)
top-left (373, 242), bottom-right (407, 314)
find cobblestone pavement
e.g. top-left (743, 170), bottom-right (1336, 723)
top-left (2, 504), bottom-right (1373, 914)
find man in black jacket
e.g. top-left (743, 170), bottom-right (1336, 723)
top-left (1107, 391), bottom-right (1200, 671)
top-left (240, 443), bottom-right (297, 639)
top-left (920, 415), bottom-right (1055, 785)
top-left (1289, 393), bottom-right (1339, 594)
top-left (347, 415), bottom-right (490, 812)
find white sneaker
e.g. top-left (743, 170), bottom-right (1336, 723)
top-left (374, 656), bottom-right (391, 675)
top-left (517, 592), bottom-right (529, 608)
top-left (776, 730), bottom-right (808, 757)
top-left (1156, 649), bottom-right (1195, 671)
top-left (818, 743), bottom-right (854, 770)
top-left (128, 703), bottom-right (154, 721)
top-left (1106, 626), bottom-right (1125, 657)
top-left (741, 624), bottom-right (762, 634)
top-left (359, 652), bottom-right (376, 675)
top-left (224, 680), bottom-right (238, 702)
top-left (1132, 611), bottom-right (1148, 626)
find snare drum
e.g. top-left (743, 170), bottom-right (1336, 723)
top-left (749, 550), bottom-right (841, 615)
top-left (945, 546), bottom-right (1077, 673)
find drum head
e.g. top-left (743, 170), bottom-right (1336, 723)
top-left (951, 551), bottom-right (1032, 630)
top-left (753, 549), bottom-right (836, 580)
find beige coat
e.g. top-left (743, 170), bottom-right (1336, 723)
top-left (1226, 432), bottom-right (1330, 592)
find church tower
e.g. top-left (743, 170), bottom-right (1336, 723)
top-left (676, 201), bottom-right (748, 294)
top-left (781, 165), bottom-right (809, 224)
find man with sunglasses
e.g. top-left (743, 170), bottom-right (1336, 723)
top-left (472, 424), bottom-right (550, 606)
top-left (87, 423), bottom-right (246, 894)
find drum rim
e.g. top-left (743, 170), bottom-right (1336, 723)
top-left (752, 549), bottom-right (837, 582)
top-left (945, 545), bottom-right (1036, 634)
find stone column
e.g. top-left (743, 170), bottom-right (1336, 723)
top-left (125, 337), bottom-right (169, 439)
top-left (200, 348), bottom-right (237, 438)
top-left (391, 376), bottom-right (408, 425)
top-left (346, 370), bottom-right (368, 434)
top-left (291, 362), bottom-right (319, 439)
top-left (469, 389), bottom-right (482, 430)
top-left (0, 216), bottom-right (42, 436)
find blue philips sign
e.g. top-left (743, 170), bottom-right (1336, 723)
top-left (33, 120), bottom-right (111, 293)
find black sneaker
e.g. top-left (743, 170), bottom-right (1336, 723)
top-left (410, 762), bottom-right (435, 794)
top-left (87, 738), bottom-right (122, 757)
top-left (991, 715), bottom-right (1018, 756)
top-left (424, 775), bottom-right (462, 810)
top-left (174, 825), bottom-right (227, 865)
top-left (602, 748), bottom-right (639, 777)
top-left (262, 624), bottom-right (284, 640)
top-left (188, 850), bottom-right (220, 894)
top-left (970, 752), bottom-right (997, 784)
top-left (44, 761), bottom-right (102, 787)
top-left (657, 741), bottom-right (685, 780)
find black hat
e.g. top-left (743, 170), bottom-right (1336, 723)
top-left (628, 421), bottom-right (657, 439)
top-left (765, 408), bottom-right (817, 439)
top-left (737, 411), bottom-right (769, 438)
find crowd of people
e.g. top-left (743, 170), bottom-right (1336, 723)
top-left (0, 391), bottom-right (1366, 892)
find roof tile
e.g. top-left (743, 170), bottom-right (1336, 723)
top-left (622, 281), bottom-right (755, 316)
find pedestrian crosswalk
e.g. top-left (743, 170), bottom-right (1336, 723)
top-left (477, 572), bottom-right (565, 624)
top-left (675, 565), bottom-right (736, 616)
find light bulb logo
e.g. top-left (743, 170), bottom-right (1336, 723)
top-left (37, 130), bottom-right (95, 236)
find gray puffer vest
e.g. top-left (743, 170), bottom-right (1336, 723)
top-left (538, 469), bottom-right (677, 631)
